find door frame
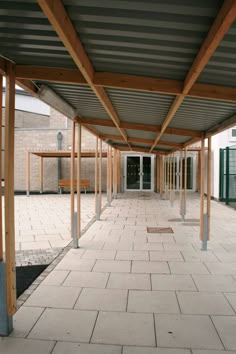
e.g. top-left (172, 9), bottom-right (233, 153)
top-left (124, 153), bottom-right (155, 192)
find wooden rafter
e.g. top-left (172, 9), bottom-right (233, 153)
top-left (15, 64), bottom-right (236, 103)
top-left (150, 0), bottom-right (236, 152)
top-left (37, 0), bottom-right (129, 146)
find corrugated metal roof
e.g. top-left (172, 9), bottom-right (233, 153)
top-left (198, 21), bottom-right (236, 88)
top-left (169, 97), bottom-right (236, 131)
top-left (126, 129), bottom-right (157, 140)
top-left (93, 125), bottom-right (119, 136)
top-left (64, 0), bottom-right (222, 80)
top-left (0, 1), bottom-right (77, 68)
top-left (106, 88), bottom-right (174, 125)
top-left (161, 134), bottom-right (190, 144)
top-left (35, 82), bottom-right (111, 120)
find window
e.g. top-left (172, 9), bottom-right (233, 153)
top-left (228, 128), bottom-right (236, 141)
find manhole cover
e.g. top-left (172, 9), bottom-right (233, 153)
top-left (147, 227), bottom-right (174, 234)
top-left (168, 218), bottom-right (200, 222)
top-left (182, 222), bottom-right (200, 226)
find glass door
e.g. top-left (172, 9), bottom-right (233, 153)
top-left (125, 155), bottom-right (154, 191)
top-left (126, 156), bottom-right (141, 190)
top-left (171, 156), bottom-right (194, 191)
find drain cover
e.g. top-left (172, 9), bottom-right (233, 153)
top-left (147, 227), bottom-right (174, 234)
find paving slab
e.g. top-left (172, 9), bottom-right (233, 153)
top-left (177, 291), bottom-right (234, 315)
top-left (92, 311), bottom-right (155, 346)
top-left (155, 314), bottom-right (223, 349)
top-left (128, 290), bottom-right (179, 313)
top-left (123, 347), bottom-right (191, 354)
top-left (212, 316), bottom-right (236, 350)
top-left (28, 308), bottom-right (97, 342)
top-left (52, 342), bottom-right (122, 354)
top-left (93, 260), bottom-right (131, 272)
top-left (63, 271), bottom-right (109, 288)
top-left (107, 273), bottom-right (151, 290)
top-left (10, 306), bottom-right (44, 338)
top-left (193, 275), bottom-right (236, 292)
top-left (75, 288), bottom-right (127, 311)
top-left (152, 274), bottom-right (197, 291)
top-left (0, 338), bottom-right (55, 354)
top-left (24, 285), bottom-right (81, 309)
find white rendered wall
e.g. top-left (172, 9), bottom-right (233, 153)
top-left (2, 92), bottom-right (50, 116)
top-left (211, 128), bottom-right (236, 199)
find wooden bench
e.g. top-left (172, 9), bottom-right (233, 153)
top-left (58, 179), bottom-right (90, 194)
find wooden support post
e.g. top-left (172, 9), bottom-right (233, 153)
top-left (111, 148), bottom-right (113, 200)
top-left (70, 121), bottom-right (76, 239)
top-left (76, 123), bottom-right (81, 243)
top-left (159, 155), bottom-right (162, 196)
top-left (95, 137), bottom-right (98, 213)
top-left (99, 138), bottom-right (102, 212)
top-left (39, 156), bottom-right (43, 194)
top-left (184, 147), bottom-right (187, 215)
top-left (168, 155), bottom-right (171, 197)
top-left (207, 137), bottom-right (212, 240)
top-left (179, 149), bottom-right (183, 219)
top-left (197, 151), bottom-right (201, 192)
top-left (173, 153), bottom-right (176, 191)
top-left (117, 150), bottom-right (121, 193)
top-left (106, 144), bottom-right (109, 203)
top-left (113, 149), bottom-right (118, 198)
top-left (0, 75), bottom-right (2, 262)
top-left (164, 156), bottom-right (167, 198)
top-left (26, 151), bottom-right (30, 196)
top-left (5, 62), bottom-right (16, 315)
top-left (200, 138), bottom-right (205, 241)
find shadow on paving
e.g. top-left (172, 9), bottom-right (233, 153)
top-left (16, 265), bottom-right (48, 297)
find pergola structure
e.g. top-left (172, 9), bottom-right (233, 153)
top-left (1, 0), bottom-right (236, 335)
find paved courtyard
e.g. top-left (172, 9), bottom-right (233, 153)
top-left (3, 193), bottom-right (107, 266)
top-left (1, 192), bottom-right (236, 353)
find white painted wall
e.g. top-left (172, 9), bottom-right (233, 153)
top-left (211, 128), bottom-right (236, 199)
top-left (2, 92), bottom-right (50, 116)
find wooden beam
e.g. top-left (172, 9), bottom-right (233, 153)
top-left (205, 113), bottom-right (236, 138)
top-left (183, 0), bottom-right (236, 94)
top-left (16, 79), bottom-right (38, 97)
top-left (94, 71), bottom-right (182, 95)
top-left (38, 0), bottom-right (128, 144)
top-left (14, 64), bottom-right (236, 103)
top-left (15, 65), bottom-right (86, 85)
top-left (0, 57), bottom-right (6, 75)
top-left (150, 95), bottom-right (185, 150)
top-left (101, 134), bottom-right (183, 148)
top-left (79, 117), bottom-right (202, 138)
top-left (70, 121), bottom-right (75, 239)
top-left (0, 75), bottom-right (2, 262)
top-left (5, 62), bottom-right (16, 315)
top-left (151, 1), bottom-right (236, 152)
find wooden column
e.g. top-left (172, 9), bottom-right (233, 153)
top-left (117, 150), bottom-right (121, 193)
top-left (39, 156), bottom-right (43, 194)
top-left (70, 121), bottom-right (76, 239)
top-left (95, 137), bottom-right (98, 213)
top-left (207, 137), bottom-right (212, 240)
top-left (99, 138), bottom-right (102, 211)
top-left (184, 147), bottom-right (187, 214)
top-left (179, 149), bottom-right (183, 217)
top-left (26, 151), bottom-right (30, 196)
top-left (0, 75), bottom-right (2, 262)
top-left (200, 138), bottom-right (205, 240)
top-left (111, 147), bottom-right (113, 200)
top-left (106, 144), bottom-right (109, 203)
top-left (113, 149), bottom-right (118, 198)
top-left (76, 123), bottom-right (81, 242)
top-left (197, 151), bottom-right (201, 192)
top-left (5, 62), bottom-right (16, 315)
top-left (107, 145), bottom-right (112, 205)
top-left (173, 153), bottom-right (176, 190)
top-left (159, 155), bottom-right (162, 196)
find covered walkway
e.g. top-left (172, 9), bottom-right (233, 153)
top-left (1, 192), bottom-right (236, 353)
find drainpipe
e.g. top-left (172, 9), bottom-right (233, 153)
top-left (57, 132), bottom-right (63, 192)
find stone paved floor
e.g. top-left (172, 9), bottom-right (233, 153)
top-left (1, 192), bottom-right (236, 353)
top-left (3, 193), bottom-right (106, 265)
